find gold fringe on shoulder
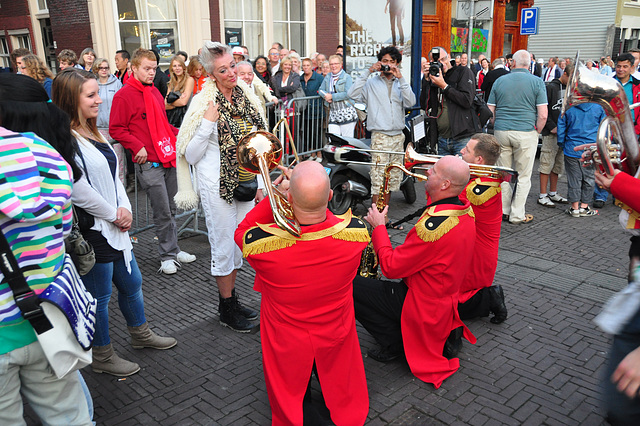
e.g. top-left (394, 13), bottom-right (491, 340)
top-left (242, 235), bottom-right (296, 257)
top-left (416, 216), bottom-right (460, 242)
top-left (466, 179), bottom-right (501, 206)
top-left (332, 227), bottom-right (371, 243)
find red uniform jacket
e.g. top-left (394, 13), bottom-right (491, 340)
top-left (372, 199), bottom-right (477, 388)
top-left (458, 177), bottom-right (503, 303)
top-left (235, 199), bottom-right (370, 426)
top-left (108, 81), bottom-right (178, 165)
top-left (611, 171), bottom-right (640, 229)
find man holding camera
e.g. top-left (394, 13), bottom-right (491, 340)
top-left (349, 46), bottom-right (416, 211)
top-left (420, 47), bottom-right (478, 156)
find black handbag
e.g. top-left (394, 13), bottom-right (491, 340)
top-left (166, 90), bottom-right (181, 104)
top-left (233, 178), bottom-right (258, 202)
top-left (166, 105), bottom-right (188, 128)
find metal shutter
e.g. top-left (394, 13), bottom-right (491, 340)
top-left (526, 0), bottom-right (618, 61)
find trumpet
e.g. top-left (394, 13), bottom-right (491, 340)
top-left (335, 143), bottom-right (518, 184)
top-left (237, 130), bottom-right (302, 237)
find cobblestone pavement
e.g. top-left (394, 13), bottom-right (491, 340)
top-left (26, 161), bottom-right (624, 425)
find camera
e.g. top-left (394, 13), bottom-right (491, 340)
top-left (429, 47), bottom-right (443, 77)
top-left (380, 64), bottom-right (391, 72)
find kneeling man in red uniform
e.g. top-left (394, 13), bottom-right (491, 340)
top-left (353, 156), bottom-right (477, 389)
top-left (458, 133), bottom-right (508, 324)
top-left (235, 161), bottom-right (370, 425)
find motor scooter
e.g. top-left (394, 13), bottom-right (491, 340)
top-left (322, 132), bottom-right (417, 215)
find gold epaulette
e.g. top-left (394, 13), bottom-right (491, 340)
top-left (466, 178), bottom-right (501, 206)
top-left (615, 200), bottom-right (640, 229)
top-left (415, 206), bottom-right (474, 242)
top-left (242, 210), bottom-right (368, 256)
top-left (242, 226), bottom-right (296, 257)
top-left (332, 216), bottom-right (371, 243)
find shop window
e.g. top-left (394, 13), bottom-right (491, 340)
top-left (223, 0), bottom-right (264, 57)
top-left (0, 37), bottom-right (10, 68)
top-left (273, 0), bottom-right (306, 55)
top-left (505, 1), bottom-right (518, 22)
top-left (423, 0), bottom-right (436, 15)
top-left (116, 0), bottom-right (179, 64)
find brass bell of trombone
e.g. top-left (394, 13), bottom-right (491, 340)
top-left (237, 130), bottom-right (302, 237)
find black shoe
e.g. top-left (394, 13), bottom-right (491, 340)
top-left (443, 327), bottom-right (463, 359)
top-left (502, 214), bottom-right (509, 222)
top-left (488, 285), bottom-right (508, 324)
top-left (593, 200), bottom-right (605, 208)
top-left (219, 296), bottom-right (259, 333)
top-left (367, 345), bottom-right (403, 363)
top-left (231, 289), bottom-right (258, 320)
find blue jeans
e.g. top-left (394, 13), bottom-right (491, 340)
top-left (82, 253), bottom-right (146, 347)
top-left (594, 185), bottom-right (609, 202)
top-left (438, 136), bottom-right (471, 156)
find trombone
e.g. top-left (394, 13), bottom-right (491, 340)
top-left (335, 143), bottom-right (518, 184)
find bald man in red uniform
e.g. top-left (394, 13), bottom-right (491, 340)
top-left (235, 161), bottom-right (370, 425)
top-left (353, 156), bottom-right (477, 389)
top-left (458, 133), bottom-right (508, 324)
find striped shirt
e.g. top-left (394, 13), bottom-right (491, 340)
top-left (0, 128), bottom-right (72, 354)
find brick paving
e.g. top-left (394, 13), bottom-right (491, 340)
top-left (25, 161), bottom-right (624, 425)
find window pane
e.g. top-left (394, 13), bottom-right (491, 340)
top-left (505, 2), bottom-right (518, 22)
top-left (245, 0), bottom-right (263, 20)
top-left (290, 23), bottom-right (305, 55)
top-left (273, 0), bottom-right (287, 21)
top-left (119, 21), bottom-right (149, 54)
top-left (290, 0), bottom-right (304, 21)
top-left (224, 0), bottom-right (242, 20)
top-left (423, 0), bottom-right (436, 15)
top-left (18, 35), bottom-right (31, 50)
top-left (147, 0), bottom-right (176, 20)
top-left (150, 22), bottom-right (178, 63)
top-left (245, 22), bottom-right (264, 59)
top-left (38, 0), bottom-right (48, 10)
top-left (503, 33), bottom-right (512, 56)
top-left (117, 0), bottom-right (147, 20)
top-left (273, 22), bottom-right (288, 49)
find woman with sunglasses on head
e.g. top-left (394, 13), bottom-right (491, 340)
top-left (52, 69), bottom-right (177, 377)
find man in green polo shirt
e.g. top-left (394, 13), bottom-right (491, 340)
top-left (487, 50), bottom-right (547, 224)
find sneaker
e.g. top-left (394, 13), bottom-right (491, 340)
top-left (158, 259), bottom-right (179, 275)
top-left (549, 194), bottom-right (568, 204)
top-left (537, 195), bottom-right (555, 207)
top-left (579, 206), bottom-right (598, 217)
top-left (176, 251), bottom-right (196, 264)
top-left (593, 200), bottom-right (605, 208)
top-left (565, 208), bottom-right (580, 218)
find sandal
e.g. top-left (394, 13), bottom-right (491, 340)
top-left (512, 213), bottom-right (534, 224)
top-left (386, 221), bottom-right (404, 230)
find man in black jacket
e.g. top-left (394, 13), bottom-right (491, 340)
top-left (420, 47), bottom-right (478, 155)
top-left (537, 64), bottom-right (571, 207)
top-left (481, 58), bottom-right (509, 101)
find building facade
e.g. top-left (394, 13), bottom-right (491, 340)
top-left (421, 0), bottom-right (534, 62)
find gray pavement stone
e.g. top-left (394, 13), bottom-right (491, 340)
top-left (21, 159), bottom-right (624, 425)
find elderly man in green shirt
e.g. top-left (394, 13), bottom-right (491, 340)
top-left (487, 49), bottom-right (548, 224)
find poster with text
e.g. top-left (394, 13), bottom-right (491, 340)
top-left (345, 0), bottom-right (413, 83)
top-left (151, 29), bottom-right (175, 61)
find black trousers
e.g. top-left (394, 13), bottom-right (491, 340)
top-left (353, 275), bottom-right (408, 348)
top-left (458, 287), bottom-right (491, 320)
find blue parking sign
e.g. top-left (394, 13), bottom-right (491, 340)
top-left (520, 7), bottom-right (539, 35)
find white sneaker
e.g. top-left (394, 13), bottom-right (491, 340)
top-left (537, 196), bottom-right (555, 207)
top-left (176, 251), bottom-right (196, 264)
top-left (549, 193), bottom-right (568, 204)
top-left (158, 260), bottom-right (179, 275)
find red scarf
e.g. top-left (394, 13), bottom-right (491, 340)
top-left (127, 77), bottom-right (176, 167)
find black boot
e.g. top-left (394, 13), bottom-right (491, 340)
top-left (443, 326), bottom-right (463, 359)
top-left (219, 295), bottom-right (259, 333)
top-left (488, 285), bottom-right (508, 324)
top-left (232, 289), bottom-right (259, 320)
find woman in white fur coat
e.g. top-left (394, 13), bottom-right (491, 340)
top-left (174, 42), bottom-right (266, 333)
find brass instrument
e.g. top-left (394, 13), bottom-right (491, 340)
top-left (562, 52), bottom-right (640, 176)
top-left (237, 130), bottom-right (302, 237)
top-left (337, 143), bottom-right (518, 184)
top-left (358, 161), bottom-right (429, 278)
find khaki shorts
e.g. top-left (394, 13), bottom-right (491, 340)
top-left (538, 134), bottom-right (564, 175)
